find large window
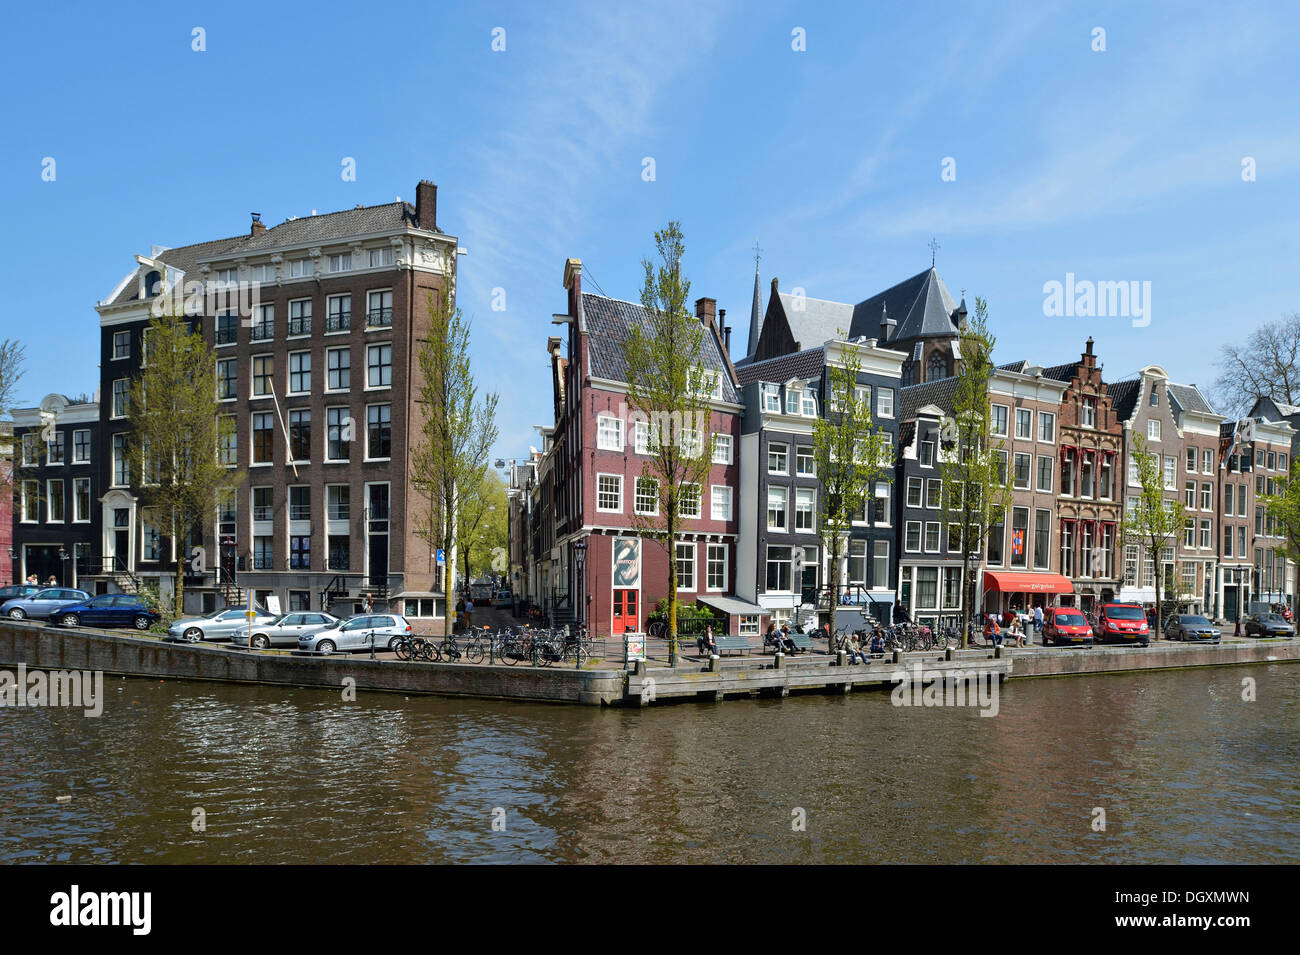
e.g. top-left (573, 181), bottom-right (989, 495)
top-left (367, 404), bottom-right (391, 459)
top-left (327, 348), bottom-right (350, 391)
top-left (1081, 397), bottom-right (1096, 428)
top-left (288, 351), bottom-right (311, 394)
top-left (873, 541), bottom-right (889, 588)
top-left (290, 536), bottom-right (311, 570)
top-left (1033, 509), bottom-right (1051, 570)
top-left (1036, 455), bottom-right (1054, 493)
top-left (596, 474), bottom-right (622, 512)
top-left (1038, 411), bottom-right (1055, 443)
top-left (112, 378), bottom-right (129, 418)
top-left (73, 429), bottom-right (90, 463)
top-left (367, 344), bottom-right (392, 388)
top-left (367, 289), bottom-right (393, 326)
top-left (289, 409), bottom-right (311, 462)
top-left (597, 415), bottom-right (624, 451)
top-left (635, 477), bottom-right (659, 516)
top-left (876, 387), bottom-right (894, 419)
top-left (795, 488), bottom-right (815, 532)
top-left (218, 415), bottom-right (237, 465)
top-left (906, 477), bottom-right (923, 507)
top-left (991, 404), bottom-right (1008, 436)
top-left (326, 407), bottom-right (351, 462)
top-left (767, 487), bottom-right (788, 530)
top-left (680, 483), bottom-right (701, 519)
top-left (217, 359), bottom-right (237, 400)
top-left (252, 412), bottom-right (274, 463)
top-left (676, 542), bottom-right (696, 591)
top-left (47, 480), bottom-right (64, 522)
top-left (73, 477), bottom-right (90, 522)
top-left (251, 303), bottom-right (274, 341)
top-left (706, 543), bottom-right (727, 591)
top-left (326, 294), bottom-right (351, 332)
top-left (1015, 408), bottom-right (1032, 440)
top-left (768, 442), bottom-right (788, 474)
top-left (112, 434), bottom-right (129, 486)
top-left (905, 521), bottom-right (921, 552)
top-left (1013, 452), bottom-right (1031, 489)
top-left (327, 485), bottom-right (350, 521)
top-left (1010, 507), bottom-right (1029, 568)
top-left (711, 485), bottom-right (732, 521)
top-left (712, 433), bottom-right (733, 465)
top-left (795, 447), bottom-right (815, 476)
top-left (289, 485), bottom-right (311, 521)
top-left (765, 545), bottom-right (791, 592)
top-left (252, 355), bottom-right (274, 397)
top-left (288, 299), bottom-right (312, 336)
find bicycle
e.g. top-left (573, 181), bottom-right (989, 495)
top-left (560, 625), bottom-right (593, 666)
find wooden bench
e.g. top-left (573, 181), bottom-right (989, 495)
top-left (712, 635), bottom-right (751, 656)
top-left (787, 632), bottom-right (817, 653)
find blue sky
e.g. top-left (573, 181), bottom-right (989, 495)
top-left (3, 1), bottom-right (1298, 456)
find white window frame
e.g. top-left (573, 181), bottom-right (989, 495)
top-left (711, 432), bottom-right (733, 465)
top-left (634, 476), bottom-right (659, 516)
top-left (676, 541), bottom-right (697, 592)
top-left (597, 415), bottom-right (625, 452)
top-left (595, 473), bottom-right (623, 513)
top-left (710, 484), bottom-right (732, 521)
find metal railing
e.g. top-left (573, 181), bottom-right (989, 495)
top-left (325, 312), bottom-right (350, 332)
top-left (288, 316), bottom-right (312, 336)
top-left (366, 307), bottom-right (392, 327)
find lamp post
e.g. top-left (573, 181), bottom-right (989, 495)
top-left (59, 547), bottom-right (69, 587)
top-left (8, 546), bottom-right (16, 587)
top-left (573, 539), bottom-right (587, 630)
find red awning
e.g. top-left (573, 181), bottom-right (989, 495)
top-left (983, 571), bottom-right (1075, 594)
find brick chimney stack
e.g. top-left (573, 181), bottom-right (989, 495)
top-left (250, 212), bottom-right (266, 237)
top-left (695, 296), bottom-right (717, 329)
top-left (416, 180), bottom-right (437, 231)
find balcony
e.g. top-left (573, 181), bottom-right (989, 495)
top-left (250, 323), bottom-right (274, 342)
top-left (288, 317), bottom-right (312, 336)
top-left (289, 505), bottom-right (311, 521)
top-left (253, 506), bottom-right (274, 522)
top-left (326, 313), bottom-right (351, 332)
top-left (366, 307), bottom-right (392, 327)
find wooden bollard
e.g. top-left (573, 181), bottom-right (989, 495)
top-left (836, 650), bottom-right (847, 667)
top-left (708, 654), bottom-right (720, 673)
top-left (945, 646), bottom-right (954, 661)
top-left (634, 659), bottom-right (647, 676)
top-left (774, 652), bottom-right (785, 670)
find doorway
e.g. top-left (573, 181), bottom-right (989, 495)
top-left (612, 588), bottom-right (638, 634)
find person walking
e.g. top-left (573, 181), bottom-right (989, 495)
top-left (465, 596), bottom-right (474, 631)
top-left (1033, 605), bottom-right (1043, 644)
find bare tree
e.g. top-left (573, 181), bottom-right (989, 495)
top-left (1213, 312), bottom-right (1300, 418)
top-left (0, 340), bottom-right (26, 494)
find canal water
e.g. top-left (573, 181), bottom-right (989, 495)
top-left (1, 665), bottom-right (1297, 864)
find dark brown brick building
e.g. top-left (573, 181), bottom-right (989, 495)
top-left (89, 180), bottom-right (457, 619)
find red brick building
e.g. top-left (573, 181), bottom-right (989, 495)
top-left (535, 259), bottom-right (746, 636)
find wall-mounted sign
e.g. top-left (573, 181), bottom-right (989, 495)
top-left (613, 538), bottom-right (641, 588)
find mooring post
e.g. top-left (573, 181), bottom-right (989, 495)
top-left (708, 654), bottom-right (720, 673)
top-left (774, 652), bottom-right (785, 670)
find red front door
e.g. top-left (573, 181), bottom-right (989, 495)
top-left (612, 589), bottom-right (638, 634)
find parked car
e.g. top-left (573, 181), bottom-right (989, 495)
top-left (1164, 614), bottom-right (1221, 643)
top-left (298, 614), bottom-right (412, 656)
top-left (491, 588), bottom-right (514, 608)
top-left (2, 587), bottom-right (90, 621)
top-left (0, 584), bottom-right (42, 602)
top-left (1092, 602), bottom-right (1150, 646)
top-left (1244, 613), bottom-right (1295, 638)
top-left (1043, 607), bottom-right (1094, 646)
top-left (53, 594), bottom-right (158, 630)
top-left (234, 611), bottom-right (340, 649)
top-left (166, 605), bottom-right (277, 643)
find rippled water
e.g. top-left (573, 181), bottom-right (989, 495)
top-left (1, 665), bottom-right (1297, 863)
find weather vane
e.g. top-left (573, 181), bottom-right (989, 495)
top-left (753, 238), bottom-right (762, 269)
top-left (928, 237), bottom-right (940, 267)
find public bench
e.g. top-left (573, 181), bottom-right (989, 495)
top-left (713, 635), bottom-right (751, 656)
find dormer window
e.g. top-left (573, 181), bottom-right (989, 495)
top-left (144, 270), bottom-right (162, 296)
top-left (762, 383), bottom-right (781, 413)
top-left (800, 388), bottom-right (817, 417)
top-left (785, 384), bottom-right (800, 415)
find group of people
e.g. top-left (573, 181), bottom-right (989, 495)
top-left (25, 574), bottom-right (57, 588)
top-left (977, 604), bottom-right (1043, 648)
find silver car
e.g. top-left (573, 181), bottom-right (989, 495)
top-left (234, 611), bottom-right (340, 649)
top-left (167, 605), bottom-right (278, 643)
top-left (2, 588), bottom-right (90, 621)
top-left (298, 614), bottom-right (413, 656)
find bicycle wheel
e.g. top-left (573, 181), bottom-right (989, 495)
top-left (467, 640), bottom-right (485, 664)
top-left (422, 640), bottom-right (441, 662)
top-left (394, 639), bottom-right (412, 662)
top-left (933, 630), bottom-right (950, 651)
top-left (504, 639), bottom-right (522, 665)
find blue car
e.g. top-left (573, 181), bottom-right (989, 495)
top-left (0, 584), bottom-right (42, 602)
top-left (52, 594), bottom-right (159, 631)
top-left (2, 588), bottom-right (90, 621)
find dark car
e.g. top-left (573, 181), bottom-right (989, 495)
top-left (1244, 613), bottom-right (1295, 638)
top-left (1043, 607), bottom-right (1094, 646)
top-left (1093, 602), bottom-right (1150, 646)
top-left (0, 584), bottom-right (42, 602)
top-left (1164, 614), bottom-right (1221, 643)
top-left (53, 594), bottom-right (158, 631)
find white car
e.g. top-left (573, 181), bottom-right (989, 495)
top-left (234, 611), bottom-right (341, 649)
top-left (298, 614), bottom-right (413, 655)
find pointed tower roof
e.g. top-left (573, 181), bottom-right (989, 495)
top-left (746, 259), bottom-right (764, 356)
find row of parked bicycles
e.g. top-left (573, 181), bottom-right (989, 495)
top-left (392, 625), bottom-right (594, 667)
top-left (837, 622), bottom-right (961, 653)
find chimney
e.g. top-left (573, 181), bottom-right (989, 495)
top-left (719, 308), bottom-right (729, 351)
top-left (250, 212), bottom-right (265, 237)
top-left (771, 276), bottom-right (779, 295)
top-left (880, 301), bottom-right (896, 341)
top-left (695, 297), bottom-right (717, 329)
top-left (415, 179), bottom-right (437, 231)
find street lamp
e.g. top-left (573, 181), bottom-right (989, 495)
top-left (59, 547), bottom-right (69, 587)
top-left (573, 540), bottom-right (587, 628)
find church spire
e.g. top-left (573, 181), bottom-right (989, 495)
top-left (746, 239), bottom-right (763, 356)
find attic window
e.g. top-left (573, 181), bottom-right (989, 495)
top-left (144, 270), bottom-right (161, 296)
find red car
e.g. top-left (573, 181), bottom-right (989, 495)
top-left (1092, 602), bottom-right (1151, 647)
top-left (1043, 607), bottom-right (1094, 646)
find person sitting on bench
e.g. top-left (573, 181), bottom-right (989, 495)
top-left (844, 631), bottom-right (870, 665)
top-left (697, 625), bottom-right (717, 657)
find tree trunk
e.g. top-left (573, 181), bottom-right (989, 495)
top-left (827, 534), bottom-right (840, 649)
top-left (960, 547), bottom-right (971, 649)
top-left (667, 512), bottom-right (678, 667)
top-left (173, 514), bottom-right (185, 620)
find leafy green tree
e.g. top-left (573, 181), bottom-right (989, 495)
top-left (412, 282), bottom-right (499, 633)
top-left (1263, 456), bottom-right (1300, 613)
top-left (126, 314), bottom-right (243, 617)
top-left (812, 342), bottom-right (892, 642)
top-left (0, 339), bottom-right (26, 495)
top-left (455, 468), bottom-right (508, 583)
top-left (1120, 432), bottom-right (1186, 639)
top-left (937, 298), bottom-right (1011, 647)
top-left (622, 222), bottom-right (714, 666)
